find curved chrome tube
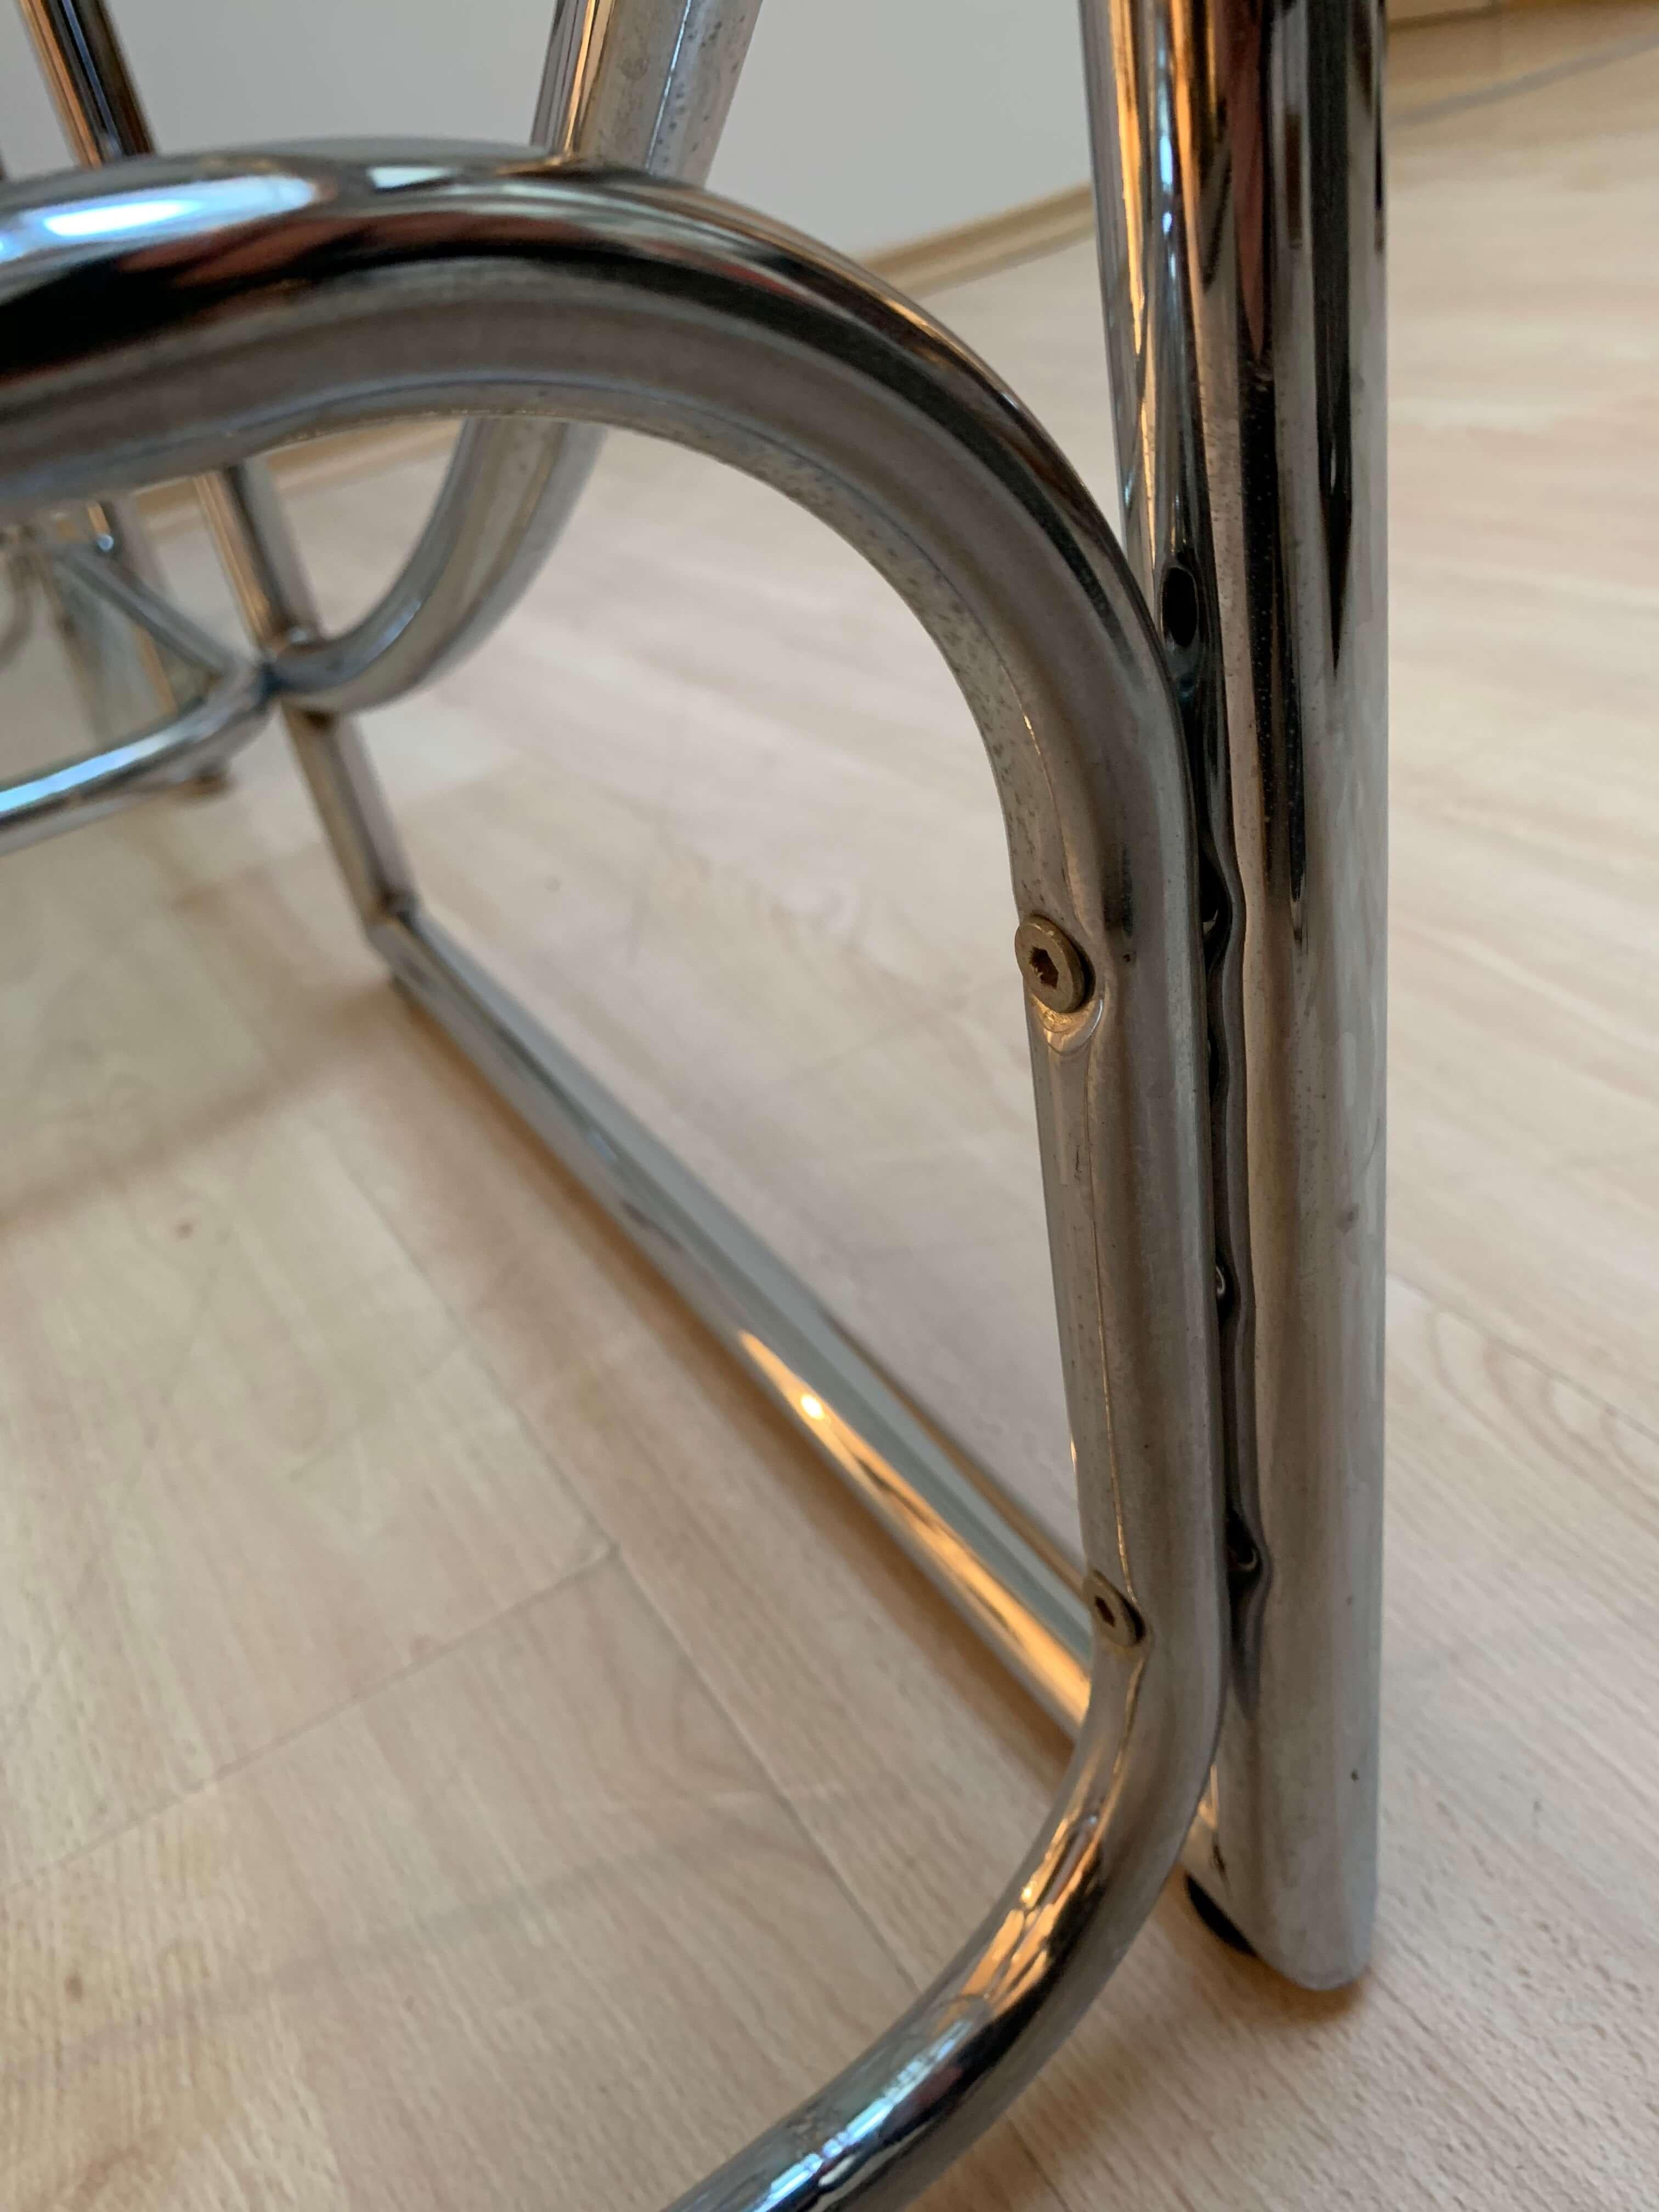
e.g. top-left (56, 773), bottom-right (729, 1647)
top-left (0, 149), bottom-right (1227, 2205)
top-left (15, 0), bottom-right (762, 727)
top-left (264, 0), bottom-right (765, 714)
top-left (0, 544), bottom-right (268, 853)
top-left (264, 411), bottom-right (601, 711)
top-left (669, 1651), bottom-right (1183, 2212)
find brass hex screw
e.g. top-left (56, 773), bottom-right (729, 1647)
top-left (1015, 913), bottom-right (1091, 1015)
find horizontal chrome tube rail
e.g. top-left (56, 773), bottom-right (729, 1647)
top-left (0, 145), bottom-right (1229, 2210)
top-left (382, 904), bottom-right (1097, 1732)
top-left (0, 541), bottom-right (268, 854)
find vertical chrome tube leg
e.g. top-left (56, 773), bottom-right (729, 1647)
top-left (1080, 0), bottom-right (1387, 1986)
top-left (264, 0), bottom-right (768, 713)
top-left (13, 0), bottom-right (147, 163)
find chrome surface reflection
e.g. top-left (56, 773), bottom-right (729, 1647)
top-left (1082, 0), bottom-right (1388, 1986)
top-left (0, 146), bottom-right (1226, 2208)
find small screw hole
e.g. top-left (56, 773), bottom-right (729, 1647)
top-left (1198, 856), bottom-right (1230, 948)
top-left (1029, 949), bottom-right (1059, 991)
top-left (1160, 562), bottom-right (1201, 652)
top-left (1224, 1508), bottom-right (1262, 1583)
top-left (1085, 1571), bottom-right (1144, 1649)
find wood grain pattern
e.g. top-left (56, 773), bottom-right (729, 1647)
top-left (3, 9), bottom-right (1657, 2204)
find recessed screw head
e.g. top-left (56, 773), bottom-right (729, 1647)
top-left (1015, 914), bottom-right (1091, 1015)
top-left (1084, 1569), bottom-right (1146, 1651)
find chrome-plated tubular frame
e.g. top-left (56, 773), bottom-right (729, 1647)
top-left (1081, 0), bottom-right (1388, 1988)
top-left (0, 0), bottom-right (1386, 2179)
top-left (0, 148), bottom-right (1227, 2210)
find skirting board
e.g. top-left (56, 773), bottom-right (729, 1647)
top-left (870, 182), bottom-right (1094, 296)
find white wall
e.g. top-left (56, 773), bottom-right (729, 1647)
top-left (0, 0), bottom-right (1092, 257)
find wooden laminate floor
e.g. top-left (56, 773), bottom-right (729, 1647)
top-left (4, 9), bottom-right (1658, 2205)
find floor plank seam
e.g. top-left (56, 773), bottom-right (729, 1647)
top-left (1384, 1263), bottom-right (1659, 1454)
top-left (0, 1542), bottom-right (622, 1912)
top-left (1393, 21), bottom-right (1659, 126)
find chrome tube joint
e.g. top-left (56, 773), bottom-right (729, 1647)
top-left (0, 537), bottom-right (269, 854)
